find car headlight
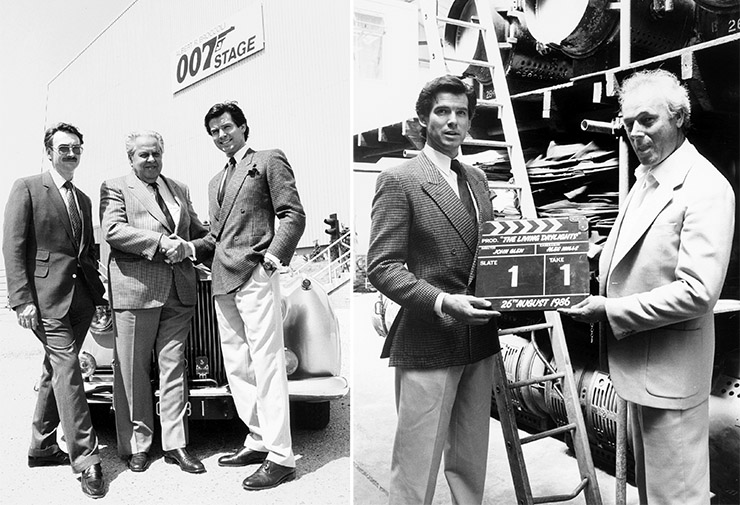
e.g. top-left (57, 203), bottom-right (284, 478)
top-left (89, 306), bottom-right (113, 335)
top-left (79, 351), bottom-right (97, 379)
top-left (284, 348), bottom-right (299, 376)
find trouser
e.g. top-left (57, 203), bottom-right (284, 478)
top-left (389, 356), bottom-right (494, 505)
top-left (30, 278), bottom-right (100, 474)
top-left (214, 264), bottom-right (295, 467)
top-left (628, 399), bottom-right (710, 505)
top-left (113, 284), bottom-right (193, 454)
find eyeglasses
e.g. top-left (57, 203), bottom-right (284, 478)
top-left (55, 145), bottom-right (84, 155)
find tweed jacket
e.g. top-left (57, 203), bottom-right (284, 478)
top-left (367, 152), bottom-right (499, 368)
top-left (599, 140), bottom-right (735, 410)
top-left (3, 171), bottom-right (106, 318)
top-left (198, 148), bottom-right (305, 296)
top-left (100, 172), bottom-right (209, 310)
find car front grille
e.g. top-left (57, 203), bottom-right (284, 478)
top-left (186, 278), bottom-right (227, 385)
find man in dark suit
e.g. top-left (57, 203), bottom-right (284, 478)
top-left (561, 69), bottom-right (735, 504)
top-left (100, 130), bottom-right (210, 475)
top-left (3, 122), bottom-right (108, 498)
top-left (367, 75), bottom-right (500, 504)
top-left (202, 101), bottom-right (305, 490)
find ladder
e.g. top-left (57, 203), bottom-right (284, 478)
top-left (418, 1), bottom-right (602, 503)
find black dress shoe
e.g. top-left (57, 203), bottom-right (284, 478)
top-left (218, 447), bottom-right (268, 467)
top-left (163, 447), bottom-right (206, 474)
top-left (28, 449), bottom-right (70, 468)
top-left (128, 452), bottom-right (149, 472)
top-left (242, 460), bottom-right (296, 491)
top-left (80, 463), bottom-right (106, 499)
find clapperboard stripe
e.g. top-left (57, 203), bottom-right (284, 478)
top-left (485, 218), bottom-right (565, 235)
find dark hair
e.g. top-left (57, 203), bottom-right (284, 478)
top-left (415, 75), bottom-right (477, 135)
top-left (203, 101), bottom-right (249, 140)
top-left (43, 122), bottom-right (84, 150)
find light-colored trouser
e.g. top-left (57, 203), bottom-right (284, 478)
top-left (390, 356), bottom-right (494, 505)
top-left (629, 399), bottom-right (710, 505)
top-left (214, 264), bottom-right (295, 467)
top-left (113, 285), bottom-right (192, 454)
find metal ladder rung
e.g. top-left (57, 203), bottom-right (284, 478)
top-left (520, 423), bottom-right (576, 445)
top-left (532, 478), bottom-right (589, 504)
top-left (498, 322), bottom-right (553, 335)
top-left (463, 138), bottom-right (510, 149)
top-left (444, 54), bottom-right (510, 68)
top-left (475, 98), bottom-right (504, 109)
top-left (509, 371), bottom-right (564, 389)
top-left (436, 15), bottom-right (485, 30)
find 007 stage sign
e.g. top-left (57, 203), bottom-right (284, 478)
top-left (173, 4), bottom-right (265, 93)
top-left (475, 217), bottom-right (590, 311)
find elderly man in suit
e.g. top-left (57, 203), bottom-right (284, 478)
top-left (3, 122), bottom-right (108, 498)
top-left (367, 75), bottom-right (500, 505)
top-left (100, 130), bottom-right (210, 475)
top-left (202, 101), bottom-right (305, 490)
top-left (561, 69), bottom-right (735, 504)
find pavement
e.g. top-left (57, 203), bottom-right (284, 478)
top-left (0, 284), bottom-right (351, 505)
top-left (351, 292), bottom-right (640, 505)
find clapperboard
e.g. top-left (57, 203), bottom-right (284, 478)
top-left (475, 216), bottom-right (590, 311)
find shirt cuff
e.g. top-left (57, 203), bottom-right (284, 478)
top-left (186, 242), bottom-right (196, 261)
top-left (264, 252), bottom-right (282, 268)
top-left (434, 292), bottom-right (447, 318)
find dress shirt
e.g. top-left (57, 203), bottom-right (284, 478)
top-left (421, 145), bottom-right (480, 317)
top-left (49, 169), bottom-right (83, 239)
top-left (149, 176), bottom-right (181, 226)
top-left (609, 141), bottom-right (685, 275)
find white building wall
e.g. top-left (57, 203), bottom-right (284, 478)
top-left (45, 0), bottom-right (350, 250)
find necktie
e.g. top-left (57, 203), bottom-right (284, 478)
top-left (150, 182), bottom-right (176, 231)
top-left (217, 156), bottom-right (237, 205)
top-left (450, 159), bottom-right (476, 221)
top-left (62, 181), bottom-right (82, 245)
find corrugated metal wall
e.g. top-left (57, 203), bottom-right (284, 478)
top-left (45, 0), bottom-right (350, 250)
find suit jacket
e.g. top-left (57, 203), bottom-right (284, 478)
top-left (199, 148), bottom-right (305, 296)
top-left (599, 140), bottom-right (735, 410)
top-left (367, 152), bottom-right (499, 368)
top-left (3, 171), bottom-right (106, 318)
top-left (100, 172), bottom-right (209, 310)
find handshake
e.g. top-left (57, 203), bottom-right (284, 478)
top-left (160, 234), bottom-right (193, 264)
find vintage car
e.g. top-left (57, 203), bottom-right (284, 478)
top-left (79, 265), bottom-right (348, 430)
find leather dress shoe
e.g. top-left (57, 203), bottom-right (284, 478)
top-left (163, 447), bottom-right (206, 474)
top-left (242, 460), bottom-right (296, 490)
top-left (218, 447), bottom-right (268, 467)
top-left (128, 452), bottom-right (149, 472)
top-left (80, 463), bottom-right (106, 499)
top-left (28, 449), bottom-right (70, 468)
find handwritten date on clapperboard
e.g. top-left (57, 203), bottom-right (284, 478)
top-left (475, 216), bottom-right (590, 311)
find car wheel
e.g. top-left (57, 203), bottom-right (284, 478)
top-left (291, 401), bottom-right (330, 430)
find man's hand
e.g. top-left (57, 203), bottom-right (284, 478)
top-left (160, 234), bottom-right (190, 264)
top-left (558, 295), bottom-right (607, 324)
top-left (16, 302), bottom-right (38, 330)
top-left (442, 295), bottom-right (500, 325)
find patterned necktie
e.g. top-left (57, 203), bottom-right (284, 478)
top-left (62, 181), bottom-right (82, 245)
top-left (150, 182), bottom-right (176, 231)
top-left (218, 156), bottom-right (237, 205)
top-left (450, 159), bottom-right (476, 221)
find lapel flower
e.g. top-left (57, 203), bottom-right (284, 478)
top-left (247, 164), bottom-right (260, 178)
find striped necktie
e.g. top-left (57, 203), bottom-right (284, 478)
top-left (150, 182), bottom-right (176, 231)
top-left (450, 159), bottom-right (476, 221)
top-left (62, 180), bottom-right (82, 245)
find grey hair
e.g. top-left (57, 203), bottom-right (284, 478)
top-left (125, 130), bottom-right (165, 159)
top-left (619, 69), bottom-right (691, 131)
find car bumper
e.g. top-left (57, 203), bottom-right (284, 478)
top-left (83, 375), bottom-right (349, 405)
